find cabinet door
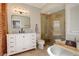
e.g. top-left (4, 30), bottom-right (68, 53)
top-left (30, 33), bottom-right (36, 46)
top-left (27, 33), bottom-right (36, 49)
top-left (22, 34), bottom-right (29, 51)
top-left (21, 34), bottom-right (35, 51)
top-left (15, 34), bottom-right (23, 52)
top-left (23, 34), bottom-right (32, 50)
top-left (31, 33), bottom-right (36, 48)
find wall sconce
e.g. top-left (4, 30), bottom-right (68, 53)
top-left (13, 8), bottom-right (30, 15)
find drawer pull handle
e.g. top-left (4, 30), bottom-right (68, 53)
top-left (10, 37), bottom-right (14, 39)
top-left (10, 46), bottom-right (14, 47)
top-left (10, 42), bottom-right (14, 43)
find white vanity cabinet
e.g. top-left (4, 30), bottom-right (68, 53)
top-left (7, 33), bottom-right (36, 55)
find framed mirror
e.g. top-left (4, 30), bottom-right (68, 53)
top-left (11, 15), bottom-right (30, 29)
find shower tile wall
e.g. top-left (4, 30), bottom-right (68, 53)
top-left (41, 10), bottom-right (65, 40)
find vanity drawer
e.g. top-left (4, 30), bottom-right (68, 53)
top-left (7, 49), bottom-right (16, 55)
top-left (7, 45), bottom-right (16, 53)
top-left (7, 39), bottom-right (15, 46)
top-left (8, 37), bottom-right (14, 39)
top-left (9, 50), bottom-right (15, 54)
top-left (8, 39), bottom-right (15, 42)
top-left (9, 41), bottom-right (15, 44)
top-left (7, 35), bottom-right (16, 39)
top-left (8, 43), bottom-right (15, 47)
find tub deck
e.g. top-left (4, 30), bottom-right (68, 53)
top-left (55, 41), bottom-right (79, 55)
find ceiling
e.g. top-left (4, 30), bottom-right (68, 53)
top-left (27, 3), bottom-right (65, 14)
top-left (27, 3), bottom-right (47, 9)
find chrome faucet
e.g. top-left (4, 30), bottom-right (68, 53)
top-left (19, 28), bottom-right (24, 33)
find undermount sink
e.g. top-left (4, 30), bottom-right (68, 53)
top-left (47, 44), bottom-right (79, 56)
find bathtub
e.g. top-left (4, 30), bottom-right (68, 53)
top-left (47, 44), bottom-right (79, 56)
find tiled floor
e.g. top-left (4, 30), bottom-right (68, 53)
top-left (14, 45), bottom-right (49, 56)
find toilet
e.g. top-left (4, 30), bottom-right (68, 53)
top-left (36, 33), bottom-right (45, 49)
top-left (37, 39), bottom-right (45, 49)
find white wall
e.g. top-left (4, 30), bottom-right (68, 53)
top-left (7, 3), bottom-right (41, 38)
top-left (65, 4), bottom-right (79, 41)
